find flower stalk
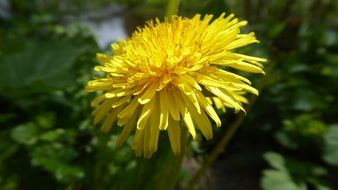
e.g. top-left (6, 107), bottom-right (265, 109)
top-left (166, 0), bottom-right (180, 18)
top-left (133, 130), bottom-right (188, 190)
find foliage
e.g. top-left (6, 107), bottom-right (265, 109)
top-left (323, 125), bottom-right (338, 166)
top-left (0, 2), bottom-right (138, 189)
top-left (262, 152), bottom-right (330, 190)
top-left (224, 1), bottom-right (338, 190)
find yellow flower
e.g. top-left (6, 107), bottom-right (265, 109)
top-left (86, 13), bottom-right (266, 158)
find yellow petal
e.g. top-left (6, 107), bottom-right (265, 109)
top-left (116, 110), bottom-right (138, 147)
top-left (213, 68), bottom-right (251, 84)
top-left (90, 94), bottom-right (106, 107)
top-left (143, 126), bottom-right (152, 158)
top-left (168, 116), bottom-right (181, 154)
top-left (137, 95), bottom-right (156, 130)
top-left (212, 97), bottom-right (226, 112)
top-left (159, 89), bottom-right (169, 130)
top-left (92, 99), bottom-right (113, 125)
top-left (132, 128), bottom-right (144, 157)
top-left (112, 96), bottom-right (130, 108)
top-left (181, 92), bottom-right (213, 139)
top-left (182, 74), bottom-right (202, 91)
top-left (175, 78), bottom-right (201, 114)
top-left (206, 86), bottom-right (243, 112)
top-left (227, 61), bottom-right (265, 74)
top-left (195, 91), bottom-right (222, 127)
top-left (101, 106), bottom-right (123, 132)
top-left (226, 32), bottom-right (258, 50)
top-left (149, 102), bottom-right (160, 155)
top-left (138, 81), bottom-right (159, 104)
top-left (196, 74), bottom-right (230, 89)
top-left (232, 53), bottom-right (267, 63)
top-left (232, 83), bottom-right (259, 95)
top-left (117, 97), bottom-right (139, 126)
top-left (106, 85), bottom-right (143, 98)
top-left (86, 81), bottom-right (113, 92)
top-left (167, 87), bottom-right (180, 121)
top-left (173, 90), bottom-right (197, 139)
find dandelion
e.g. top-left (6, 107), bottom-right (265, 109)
top-left (86, 13), bottom-right (266, 158)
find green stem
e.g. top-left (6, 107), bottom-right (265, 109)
top-left (165, 0), bottom-right (181, 18)
top-left (133, 130), bottom-right (188, 190)
top-left (156, 131), bottom-right (188, 190)
top-left (185, 61), bottom-right (277, 189)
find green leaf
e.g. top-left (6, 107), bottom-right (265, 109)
top-left (35, 112), bottom-right (55, 129)
top-left (262, 152), bottom-right (307, 190)
top-left (0, 37), bottom-right (92, 98)
top-left (10, 123), bottom-right (39, 145)
top-left (323, 125), bottom-right (338, 165)
top-left (316, 184), bottom-right (332, 190)
top-left (275, 114), bottom-right (327, 150)
top-left (31, 144), bottom-right (83, 182)
top-left (40, 129), bottom-right (65, 141)
top-left (261, 170), bottom-right (307, 190)
top-left (262, 152), bottom-right (331, 190)
top-left (0, 130), bottom-right (18, 164)
top-left (268, 22), bottom-right (287, 38)
top-left (263, 152), bottom-right (287, 172)
top-left (274, 132), bottom-right (298, 149)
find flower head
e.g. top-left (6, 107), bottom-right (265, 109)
top-left (86, 13), bottom-right (266, 158)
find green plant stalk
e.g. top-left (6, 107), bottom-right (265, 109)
top-left (155, 130), bottom-right (188, 190)
top-left (133, 130), bottom-right (188, 190)
top-left (166, 0), bottom-right (181, 18)
top-left (185, 61), bottom-right (277, 189)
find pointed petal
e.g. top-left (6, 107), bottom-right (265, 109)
top-left (168, 116), bottom-right (181, 154)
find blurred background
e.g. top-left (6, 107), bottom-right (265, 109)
top-left (0, 0), bottom-right (337, 190)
